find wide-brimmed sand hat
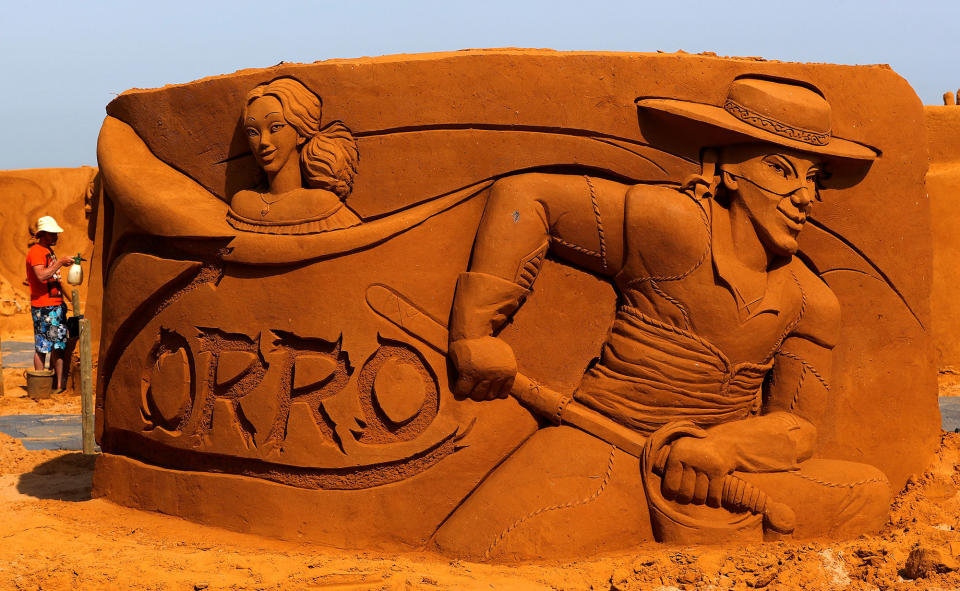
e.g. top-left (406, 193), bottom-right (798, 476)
top-left (36, 216), bottom-right (65, 234)
top-left (637, 76), bottom-right (877, 161)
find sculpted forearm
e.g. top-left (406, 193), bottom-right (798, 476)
top-left (705, 412), bottom-right (816, 472)
top-left (660, 411), bottom-right (817, 505)
top-left (691, 334), bottom-right (835, 476)
top-left (469, 178), bottom-right (552, 285)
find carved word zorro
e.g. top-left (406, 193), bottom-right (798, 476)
top-left (439, 76), bottom-right (892, 548)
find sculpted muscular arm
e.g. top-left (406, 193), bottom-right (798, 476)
top-left (449, 173), bottom-right (628, 400)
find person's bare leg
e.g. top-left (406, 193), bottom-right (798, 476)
top-left (34, 350), bottom-right (45, 371)
top-left (53, 351), bottom-right (65, 390)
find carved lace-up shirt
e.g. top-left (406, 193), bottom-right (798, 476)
top-left (574, 187), bottom-right (827, 433)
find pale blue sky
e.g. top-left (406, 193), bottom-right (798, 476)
top-left (2, 0), bottom-right (957, 169)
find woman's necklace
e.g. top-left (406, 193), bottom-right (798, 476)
top-left (259, 192), bottom-right (286, 217)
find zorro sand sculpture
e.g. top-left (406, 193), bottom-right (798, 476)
top-left (92, 51), bottom-right (939, 561)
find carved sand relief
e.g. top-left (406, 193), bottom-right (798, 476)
top-left (189, 328), bottom-right (350, 452)
top-left (124, 315), bottom-right (462, 483)
top-left (141, 328), bottom-right (195, 432)
top-left (435, 75), bottom-right (894, 552)
top-left (93, 51), bottom-right (938, 557)
top-left (227, 77), bottom-right (361, 234)
top-left (93, 231), bottom-right (478, 491)
top-left (355, 339), bottom-right (440, 444)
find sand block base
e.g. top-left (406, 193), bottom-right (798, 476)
top-left (92, 452), bottom-right (458, 551)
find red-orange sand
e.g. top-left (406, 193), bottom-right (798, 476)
top-left (1, 434), bottom-right (959, 589)
top-left (2, 314), bottom-right (960, 589)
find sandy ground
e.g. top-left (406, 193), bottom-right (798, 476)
top-left (3, 433), bottom-right (960, 590)
top-left (2, 320), bottom-right (81, 415)
top-left (1, 368), bottom-right (82, 415)
top-left (2, 312), bottom-right (960, 589)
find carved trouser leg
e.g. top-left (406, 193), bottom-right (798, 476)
top-left (434, 427), bottom-right (891, 559)
top-left (737, 458), bottom-right (891, 540)
top-left (651, 459), bottom-right (890, 543)
top-left (432, 425), bottom-right (653, 561)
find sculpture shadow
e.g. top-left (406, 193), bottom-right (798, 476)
top-left (16, 452), bottom-right (96, 502)
top-left (222, 120), bottom-right (262, 201)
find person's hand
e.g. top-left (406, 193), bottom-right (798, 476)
top-left (58, 257), bottom-right (74, 267)
top-left (449, 336), bottom-right (517, 400)
top-left (660, 435), bottom-right (736, 507)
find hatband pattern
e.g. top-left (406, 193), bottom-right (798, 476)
top-left (723, 99), bottom-right (830, 146)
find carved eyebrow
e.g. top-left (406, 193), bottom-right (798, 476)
top-left (776, 154), bottom-right (799, 176)
top-left (762, 154), bottom-right (797, 176)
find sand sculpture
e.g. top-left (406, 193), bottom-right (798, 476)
top-left (0, 167), bottom-right (98, 319)
top-left (92, 50), bottom-right (939, 561)
top-left (926, 99), bottom-right (960, 376)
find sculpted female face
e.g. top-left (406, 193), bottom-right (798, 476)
top-left (721, 144), bottom-right (823, 256)
top-left (244, 95), bottom-right (301, 174)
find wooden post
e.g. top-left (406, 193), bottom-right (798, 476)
top-left (72, 289), bottom-right (95, 455)
top-left (71, 289), bottom-right (81, 322)
top-left (80, 318), bottom-right (95, 455)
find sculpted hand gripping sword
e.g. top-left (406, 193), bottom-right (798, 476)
top-left (365, 283), bottom-right (795, 535)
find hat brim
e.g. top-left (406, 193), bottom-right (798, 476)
top-left (37, 222), bottom-right (65, 233)
top-left (636, 98), bottom-right (878, 161)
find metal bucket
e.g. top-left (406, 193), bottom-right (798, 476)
top-left (26, 369), bottom-right (55, 399)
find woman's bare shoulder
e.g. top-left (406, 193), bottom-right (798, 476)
top-left (230, 189), bottom-right (261, 218)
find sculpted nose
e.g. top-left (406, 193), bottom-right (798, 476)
top-left (791, 186), bottom-right (813, 207)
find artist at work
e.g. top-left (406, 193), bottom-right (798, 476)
top-left (227, 77), bottom-right (362, 235)
top-left (440, 76), bottom-right (891, 547)
top-left (25, 215), bottom-right (74, 393)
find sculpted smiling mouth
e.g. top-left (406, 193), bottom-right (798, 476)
top-left (778, 206), bottom-right (806, 229)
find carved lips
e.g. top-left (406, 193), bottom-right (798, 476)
top-left (777, 204), bottom-right (806, 232)
top-left (256, 148), bottom-right (278, 165)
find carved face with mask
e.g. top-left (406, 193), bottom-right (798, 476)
top-left (719, 144), bottom-right (824, 256)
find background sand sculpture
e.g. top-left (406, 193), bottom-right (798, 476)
top-left (0, 167), bottom-right (97, 320)
top-left (91, 50), bottom-right (938, 560)
top-left (0, 166), bottom-right (100, 399)
top-left (927, 101), bottom-right (960, 392)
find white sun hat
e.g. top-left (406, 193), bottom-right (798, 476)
top-left (36, 216), bottom-right (65, 234)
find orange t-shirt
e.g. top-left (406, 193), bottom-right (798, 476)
top-left (26, 244), bottom-right (64, 307)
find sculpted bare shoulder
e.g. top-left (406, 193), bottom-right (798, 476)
top-left (230, 189), bottom-right (261, 218)
top-left (623, 183), bottom-right (710, 275)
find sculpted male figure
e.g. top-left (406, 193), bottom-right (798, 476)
top-left (435, 77), bottom-right (891, 557)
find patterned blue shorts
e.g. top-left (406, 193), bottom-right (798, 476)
top-left (32, 304), bottom-right (68, 353)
